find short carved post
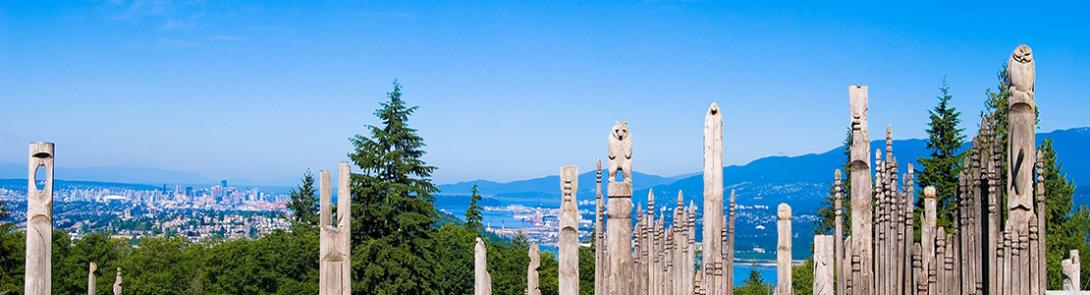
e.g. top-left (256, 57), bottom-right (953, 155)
top-left (814, 235), bottom-right (834, 295)
top-left (475, 238), bottom-right (492, 295)
top-left (776, 203), bottom-right (793, 295)
top-left (88, 262), bottom-right (96, 295)
top-left (528, 244), bottom-right (542, 295)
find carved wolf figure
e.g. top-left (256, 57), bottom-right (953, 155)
top-left (607, 121), bottom-right (632, 183)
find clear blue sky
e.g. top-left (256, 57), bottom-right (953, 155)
top-left (2, 1), bottom-right (1089, 184)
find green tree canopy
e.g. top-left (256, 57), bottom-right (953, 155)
top-left (348, 80), bottom-right (442, 294)
top-left (916, 79), bottom-right (966, 231)
top-left (735, 268), bottom-right (772, 295)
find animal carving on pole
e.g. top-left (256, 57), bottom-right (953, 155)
top-left (607, 122), bottom-right (632, 184)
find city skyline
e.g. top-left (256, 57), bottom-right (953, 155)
top-left (3, 1), bottom-right (1090, 184)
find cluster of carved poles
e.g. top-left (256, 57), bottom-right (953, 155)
top-left (821, 44), bottom-right (1058, 295)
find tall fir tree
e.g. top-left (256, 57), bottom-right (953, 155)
top-left (735, 268), bottom-right (773, 295)
top-left (464, 184), bottom-right (484, 233)
top-left (1039, 139), bottom-right (1090, 289)
top-left (916, 79), bottom-right (966, 231)
top-left (287, 170), bottom-right (318, 226)
top-left (348, 80), bottom-right (441, 294)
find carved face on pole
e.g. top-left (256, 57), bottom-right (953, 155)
top-left (608, 121), bottom-right (633, 183)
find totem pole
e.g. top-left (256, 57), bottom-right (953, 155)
top-left (703, 102), bottom-right (724, 295)
top-left (319, 163), bottom-right (352, 295)
top-left (88, 262), bottom-right (96, 295)
top-left (606, 121), bottom-right (634, 295)
top-left (25, 142), bottom-right (54, 295)
top-left (528, 244), bottom-right (542, 295)
top-left (848, 85), bottom-right (873, 295)
top-left (594, 159), bottom-right (608, 295)
top-left (475, 237), bottom-right (492, 295)
top-left (776, 203), bottom-right (793, 295)
top-left (559, 165), bottom-right (581, 295)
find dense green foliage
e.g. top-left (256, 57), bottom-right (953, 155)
top-left (792, 258), bottom-right (813, 295)
top-left (1040, 139), bottom-right (1090, 289)
top-left (287, 170), bottom-right (318, 226)
top-left (0, 221), bottom-right (566, 295)
top-left (465, 185), bottom-right (484, 234)
top-left (735, 268), bottom-right (772, 295)
top-left (916, 80), bottom-right (966, 231)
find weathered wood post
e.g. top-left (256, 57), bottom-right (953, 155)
top-left (112, 267), bottom-right (121, 295)
top-left (848, 85), bottom-right (874, 295)
top-left (560, 165), bottom-right (581, 295)
top-left (814, 235), bottom-right (834, 295)
top-left (88, 262), bottom-right (96, 295)
top-left (25, 142), bottom-right (54, 295)
top-left (606, 121), bottom-right (634, 295)
top-left (528, 244), bottom-right (542, 295)
top-left (1062, 250), bottom-right (1081, 291)
top-left (319, 163), bottom-right (352, 295)
top-left (475, 237), bottom-right (492, 295)
top-left (776, 203), bottom-right (793, 295)
top-left (594, 159), bottom-right (608, 295)
top-left (702, 102), bottom-right (724, 295)
top-left (834, 170), bottom-right (845, 295)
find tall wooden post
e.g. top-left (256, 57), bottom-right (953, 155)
top-left (25, 142), bottom-right (54, 295)
top-left (606, 121), bottom-right (634, 295)
top-left (848, 85), bottom-right (873, 295)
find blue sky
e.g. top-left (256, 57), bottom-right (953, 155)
top-left (2, 1), bottom-right (1089, 184)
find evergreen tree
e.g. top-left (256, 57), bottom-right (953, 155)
top-left (916, 79), bottom-right (966, 231)
top-left (1039, 139), bottom-right (1090, 289)
top-left (465, 184), bottom-right (484, 233)
top-left (735, 268), bottom-right (772, 295)
top-left (287, 170), bottom-right (318, 226)
top-left (816, 125), bottom-right (852, 235)
top-left (348, 80), bottom-right (441, 294)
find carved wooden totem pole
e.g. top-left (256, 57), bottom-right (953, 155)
top-left (594, 159), bottom-right (608, 295)
top-left (319, 163), bottom-right (351, 295)
top-left (88, 262), bottom-right (97, 295)
top-left (560, 165), bottom-right (581, 295)
top-left (475, 237), bottom-right (492, 295)
top-left (112, 267), bottom-right (121, 295)
top-left (606, 121), bottom-right (634, 295)
top-left (848, 85), bottom-right (873, 295)
top-left (776, 203), bottom-right (793, 295)
top-left (528, 244), bottom-right (542, 295)
top-left (25, 142), bottom-right (54, 295)
top-left (814, 235), bottom-right (834, 295)
top-left (703, 102), bottom-right (725, 295)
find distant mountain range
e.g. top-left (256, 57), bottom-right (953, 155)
top-left (1, 128), bottom-right (1086, 210)
top-left (438, 127), bottom-right (1090, 214)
